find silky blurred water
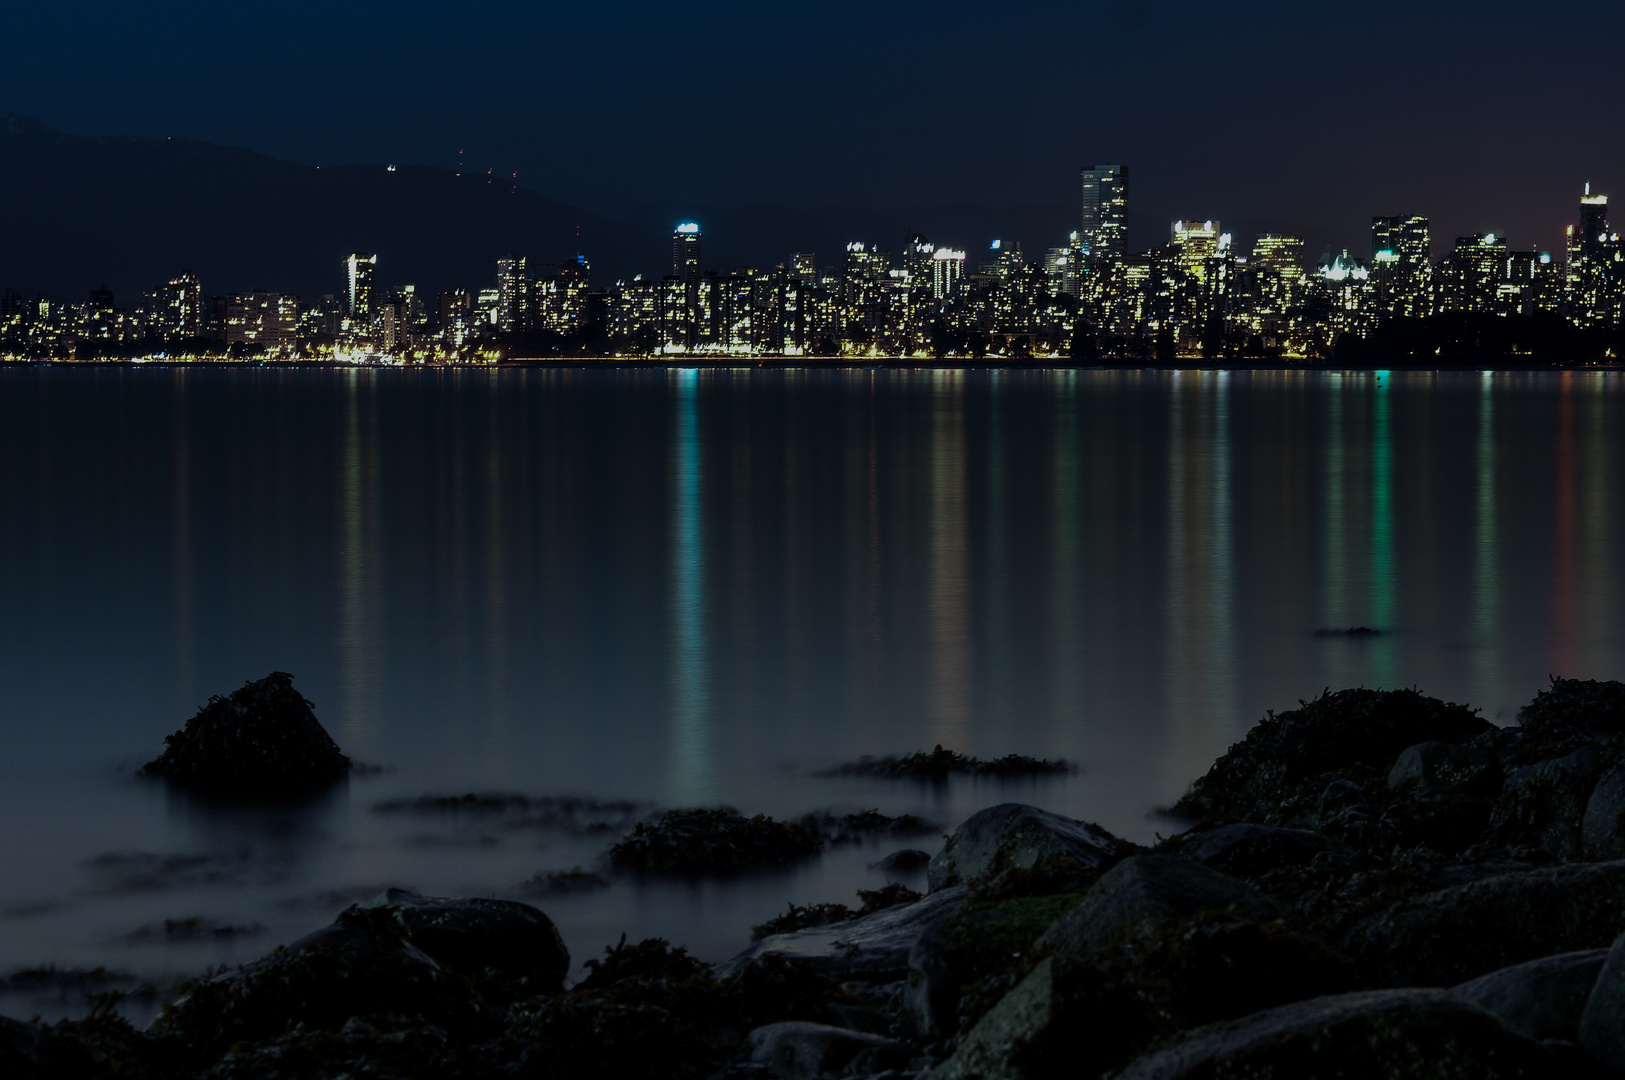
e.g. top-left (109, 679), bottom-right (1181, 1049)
top-left (0, 365), bottom-right (1621, 1020)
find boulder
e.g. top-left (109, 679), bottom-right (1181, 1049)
top-left (747, 1021), bottom-right (909, 1078)
top-left (149, 920), bottom-right (463, 1058)
top-left (1034, 855), bottom-right (1279, 960)
top-left (1110, 989), bottom-right (1557, 1080)
top-left (142, 671), bottom-right (351, 795)
top-left (357, 888), bottom-right (569, 991)
top-left (1387, 741), bottom-right (1497, 794)
top-left (716, 886), bottom-right (969, 981)
top-left (1453, 948), bottom-right (1608, 1042)
top-left (1486, 743), bottom-right (1614, 858)
top-left (1172, 687), bottom-right (1491, 819)
top-left (608, 808), bottom-right (823, 874)
top-left (1584, 764), bottom-right (1625, 859)
top-left (873, 848), bottom-right (933, 874)
top-left (1580, 931), bottom-right (1625, 1068)
top-left (1169, 823), bottom-right (1335, 878)
top-left (925, 804), bottom-right (1129, 893)
top-left (1519, 677), bottom-right (1625, 736)
top-left (1345, 860), bottom-right (1625, 987)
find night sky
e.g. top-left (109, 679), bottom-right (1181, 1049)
top-left (4, 1), bottom-right (1624, 255)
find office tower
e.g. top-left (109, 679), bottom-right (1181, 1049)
top-left (1436, 233), bottom-right (1507, 313)
top-left (1079, 164), bottom-right (1128, 268)
top-left (1568, 184), bottom-right (1620, 326)
top-left (224, 293), bottom-right (299, 352)
top-left (497, 254), bottom-right (529, 332)
top-left (673, 223), bottom-right (703, 283)
top-left (1370, 215), bottom-right (1431, 318)
top-left (789, 253), bottom-right (817, 284)
top-left (155, 270), bottom-right (204, 340)
top-left (344, 253), bottom-right (377, 319)
top-left (980, 239), bottom-right (1024, 280)
top-left (931, 249), bottom-right (966, 299)
top-left (1170, 221), bottom-right (1222, 278)
top-left (903, 233), bottom-right (936, 285)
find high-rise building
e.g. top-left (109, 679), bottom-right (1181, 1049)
top-left (497, 254), bottom-right (530, 332)
top-left (789, 253), bottom-right (817, 284)
top-left (1370, 215), bottom-right (1431, 318)
top-left (344, 253), bottom-right (377, 320)
top-left (1436, 233), bottom-right (1507, 313)
top-left (156, 270), bottom-right (204, 340)
top-left (1079, 164), bottom-right (1128, 268)
top-left (1567, 184), bottom-right (1620, 326)
top-left (903, 233), bottom-right (936, 286)
top-left (931, 249), bottom-right (966, 299)
top-left (673, 223), bottom-right (703, 283)
top-left (224, 293), bottom-right (299, 352)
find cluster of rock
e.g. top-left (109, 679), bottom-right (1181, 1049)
top-left (608, 807), bottom-right (937, 875)
top-left (20, 677), bottom-right (1625, 1076)
top-left (830, 746), bottom-right (1074, 780)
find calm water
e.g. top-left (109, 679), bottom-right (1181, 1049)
top-left (0, 365), bottom-right (1621, 1019)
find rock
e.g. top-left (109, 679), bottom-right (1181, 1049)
top-left (608, 808), bottom-right (823, 874)
top-left (1169, 823), bottom-right (1335, 878)
top-left (150, 920), bottom-right (463, 1058)
top-left (746, 1021), bottom-right (909, 1078)
top-left (142, 671), bottom-right (351, 796)
top-left (1584, 764), bottom-right (1625, 859)
top-left (925, 804), bottom-right (1130, 892)
top-left (1487, 743), bottom-right (1615, 858)
top-left (903, 921), bottom-right (961, 1041)
top-left (873, 848), bottom-right (933, 874)
top-left (1581, 931), bottom-right (1625, 1068)
top-left (1387, 740), bottom-right (1497, 793)
top-left (1453, 948), bottom-right (1608, 1042)
top-left (1172, 687), bottom-right (1491, 819)
top-left (357, 888), bottom-right (569, 991)
top-left (829, 745), bottom-right (1073, 779)
top-left (1345, 859), bottom-right (1625, 987)
top-left (717, 886), bottom-right (969, 981)
top-left (1034, 855), bottom-right (1280, 960)
top-left (1110, 989), bottom-right (1557, 1080)
top-left (1519, 677), bottom-right (1625, 736)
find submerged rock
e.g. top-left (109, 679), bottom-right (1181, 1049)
top-left (608, 808), bottom-right (823, 875)
top-left (1110, 989), bottom-right (1556, 1080)
top-left (1454, 948), bottom-right (1608, 1043)
top-left (926, 803), bottom-right (1130, 893)
top-left (829, 745), bottom-right (1073, 779)
top-left (142, 671), bottom-right (350, 796)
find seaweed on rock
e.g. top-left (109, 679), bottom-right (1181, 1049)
top-left (830, 744), bottom-right (1074, 779)
top-left (607, 808), bottom-right (823, 874)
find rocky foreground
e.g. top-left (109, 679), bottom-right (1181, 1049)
top-left (18, 679), bottom-right (1625, 1077)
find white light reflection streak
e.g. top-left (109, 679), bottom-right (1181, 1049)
top-left (669, 369), bottom-right (713, 805)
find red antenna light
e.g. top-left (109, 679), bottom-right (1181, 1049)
top-left (512, 170), bottom-right (518, 195)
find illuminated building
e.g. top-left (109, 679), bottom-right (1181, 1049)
top-left (790, 253), bottom-right (817, 283)
top-left (931, 249), bottom-right (966, 299)
top-left (1079, 164), bottom-right (1128, 268)
top-left (1317, 249), bottom-right (1374, 339)
top-left (496, 254), bottom-right (530, 332)
top-left (224, 292), bottom-right (299, 353)
top-left (903, 234), bottom-right (936, 286)
top-left (533, 255), bottom-right (590, 333)
top-left (155, 270), bottom-right (204, 340)
top-left (1369, 215), bottom-right (1431, 318)
top-left (980, 239), bottom-right (1025, 281)
top-left (1044, 237), bottom-right (1084, 298)
top-left (1435, 233), bottom-right (1507, 313)
top-left (1249, 234), bottom-right (1304, 316)
top-left (673, 223), bottom-right (702, 283)
top-left (344, 253), bottom-right (376, 319)
top-left (1505, 249), bottom-right (1562, 315)
top-left (1567, 185), bottom-right (1622, 327)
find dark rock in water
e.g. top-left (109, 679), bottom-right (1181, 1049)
top-left (1172, 687), bottom-right (1491, 820)
top-left (1110, 989), bottom-right (1557, 1080)
top-left (519, 866), bottom-right (611, 896)
top-left (718, 886), bottom-right (969, 981)
top-left (797, 808), bottom-right (939, 844)
top-left (1454, 948), bottom-right (1608, 1043)
top-left (1584, 765), bottom-right (1625, 859)
top-left (873, 847), bottom-right (933, 874)
top-left (1315, 625), bottom-right (1385, 637)
top-left (828, 744), bottom-right (1073, 779)
top-left (1164, 823), bottom-right (1336, 878)
top-left (608, 808), bottom-right (823, 874)
top-left (1580, 931), bottom-right (1625, 1068)
top-left (746, 1020), bottom-right (909, 1078)
top-left (926, 803), bottom-right (1131, 893)
top-left (1388, 740), bottom-right (1498, 794)
top-left (357, 888), bottom-right (570, 990)
top-left (142, 671), bottom-right (350, 796)
top-left (1485, 743), bottom-right (1615, 860)
top-left (1034, 855), bottom-right (1280, 960)
top-left (149, 919), bottom-right (464, 1058)
top-left (1345, 859), bottom-right (1625, 987)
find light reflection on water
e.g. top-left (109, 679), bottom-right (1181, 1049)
top-left (0, 366), bottom-right (1622, 1019)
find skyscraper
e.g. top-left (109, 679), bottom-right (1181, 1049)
top-left (344, 253), bottom-right (377, 320)
top-left (673, 223), bottom-right (703, 283)
top-left (496, 254), bottom-right (529, 332)
top-left (1079, 164), bottom-right (1128, 268)
top-left (156, 269), bottom-right (204, 340)
top-left (1370, 215), bottom-right (1431, 318)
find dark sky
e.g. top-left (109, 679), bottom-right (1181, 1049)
top-left (5, 1), bottom-right (1623, 256)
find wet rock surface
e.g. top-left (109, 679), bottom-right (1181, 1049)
top-left (27, 677), bottom-right (1625, 1078)
top-left (142, 672), bottom-right (350, 796)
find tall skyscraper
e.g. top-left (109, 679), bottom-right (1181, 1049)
top-left (673, 223), bottom-right (703, 283)
top-left (1079, 164), bottom-right (1128, 267)
top-left (496, 254), bottom-right (529, 332)
top-left (156, 269), bottom-right (204, 340)
top-left (344, 253), bottom-right (377, 320)
top-left (1567, 184), bottom-right (1619, 326)
top-left (1370, 215), bottom-right (1431, 318)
